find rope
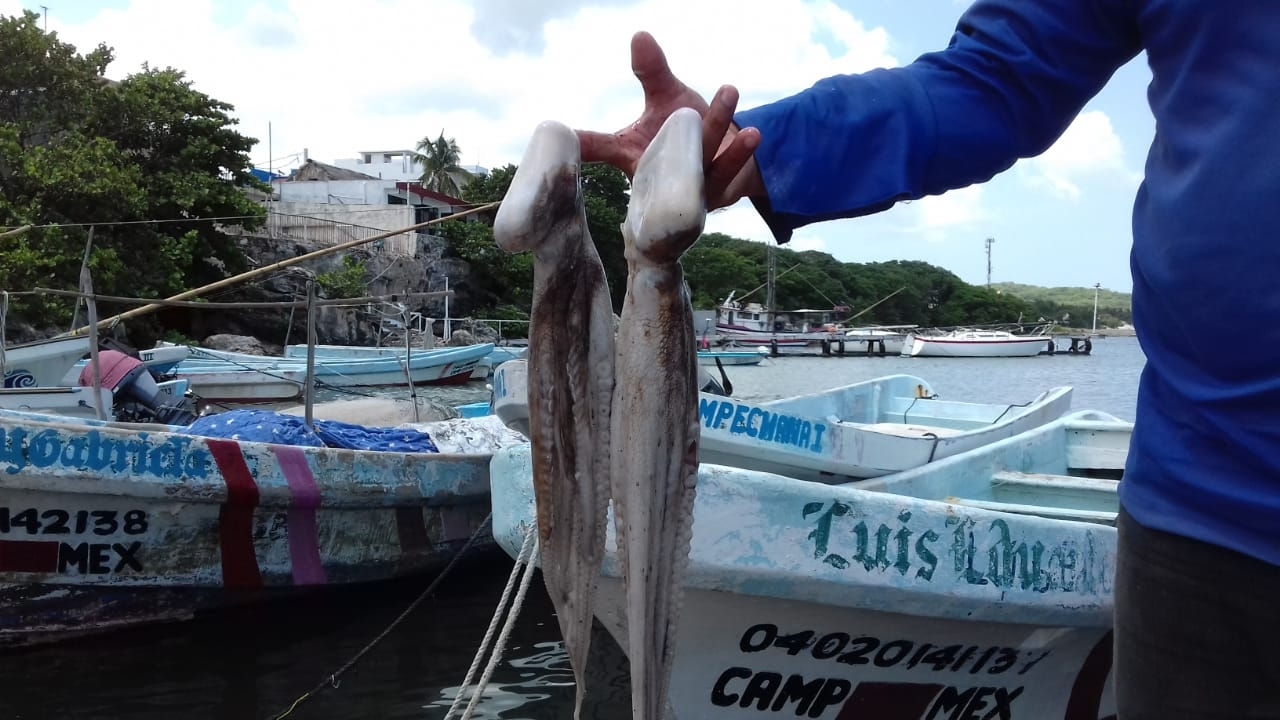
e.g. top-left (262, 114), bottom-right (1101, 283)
top-left (265, 511), bottom-right (494, 720)
top-left (445, 523), bottom-right (540, 720)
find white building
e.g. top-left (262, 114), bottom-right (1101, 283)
top-left (261, 159), bottom-right (476, 257)
top-left (332, 149), bottom-right (488, 183)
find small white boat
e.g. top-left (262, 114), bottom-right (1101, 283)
top-left (698, 348), bottom-right (767, 366)
top-left (490, 410), bottom-right (1129, 719)
top-left (493, 367), bottom-right (1072, 482)
top-left (901, 329), bottom-right (1053, 358)
top-left (0, 401), bottom-right (522, 647)
top-left (61, 344), bottom-right (192, 385)
top-left (699, 375), bottom-right (1073, 480)
top-left (4, 350), bottom-right (196, 424)
top-left (2, 335), bottom-right (90, 388)
top-left (843, 326), bottom-right (913, 355)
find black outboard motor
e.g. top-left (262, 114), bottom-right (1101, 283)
top-left (698, 364), bottom-right (731, 397)
top-left (78, 350), bottom-right (197, 425)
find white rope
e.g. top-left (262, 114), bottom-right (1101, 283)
top-left (458, 533), bottom-right (541, 720)
top-left (443, 523), bottom-right (539, 720)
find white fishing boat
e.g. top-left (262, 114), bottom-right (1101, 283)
top-left (3, 350), bottom-right (196, 424)
top-left (1, 335), bottom-right (91, 388)
top-left (493, 365), bottom-right (1072, 482)
top-left (901, 329), bottom-right (1053, 358)
top-left (714, 292), bottom-right (839, 348)
top-left (0, 402), bottom-right (526, 648)
top-left (490, 410), bottom-right (1128, 719)
top-left (61, 343), bottom-right (193, 385)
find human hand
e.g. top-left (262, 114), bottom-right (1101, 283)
top-left (577, 31), bottom-right (764, 211)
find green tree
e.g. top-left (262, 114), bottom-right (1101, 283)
top-left (0, 11), bottom-right (265, 335)
top-left (413, 130), bottom-right (470, 197)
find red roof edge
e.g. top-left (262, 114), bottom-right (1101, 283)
top-left (395, 182), bottom-right (465, 207)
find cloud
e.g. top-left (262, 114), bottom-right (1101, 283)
top-left (469, 0), bottom-right (639, 56)
top-left (25, 0), bottom-right (898, 179)
top-left (1022, 110), bottom-right (1139, 199)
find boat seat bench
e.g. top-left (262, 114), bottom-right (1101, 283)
top-left (859, 422), bottom-right (965, 438)
top-left (943, 471), bottom-right (1119, 526)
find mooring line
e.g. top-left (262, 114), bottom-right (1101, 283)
top-left (266, 511), bottom-right (494, 720)
top-left (444, 523), bottom-right (539, 720)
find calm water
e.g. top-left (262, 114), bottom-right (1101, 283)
top-left (0, 337), bottom-right (1145, 720)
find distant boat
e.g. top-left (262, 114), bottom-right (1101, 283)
top-left (697, 348), bottom-right (766, 367)
top-left (843, 326), bottom-right (914, 355)
top-left (164, 343), bottom-right (493, 402)
top-left (901, 329), bottom-right (1053, 358)
top-left (713, 291), bottom-right (839, 347)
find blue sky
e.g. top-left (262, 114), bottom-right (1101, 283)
top-left (7, 0), bottom-right (1155, 292)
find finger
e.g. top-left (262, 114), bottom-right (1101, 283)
top-left (575, 129), bottom-right (636, 174)
top-left (630, 31), bottom-right (677, 101)
top-left (702, 85), bottom-right (740, 166)
top-left (707, 128), bottom-right (762, 208)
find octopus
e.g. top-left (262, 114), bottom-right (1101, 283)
top-left (609, 106), bottom-right (706, 720)
top-left (491, 120), bottom-right (615, 720)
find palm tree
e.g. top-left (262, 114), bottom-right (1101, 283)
top-left (412, 130), bottom-right (471, 197)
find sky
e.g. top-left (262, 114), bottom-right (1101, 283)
top-left (5, 0), bottom-right (1155, 292)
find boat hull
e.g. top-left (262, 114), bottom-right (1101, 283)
top-left (4, 336), bottom-right (90, 389)
top-left (698, 351), bottom-right (764, 366)
top-left (0, 408), bottom-right (494, 647)
top-left (490, 411), bottom-right (1128, 719)
top-left (903, 335), bottom-right (1050, 358)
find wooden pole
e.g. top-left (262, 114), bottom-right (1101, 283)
top-left (81, 228), bottom-right (106, 421)
top-left (35, 287), bottom-right (453, 309)
top-left (304, 280), bottom-right (317, 429)
top-left (63, 201), bottom-right (499, 336)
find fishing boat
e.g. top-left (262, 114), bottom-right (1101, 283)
top-left (62, 343), bottom-right (192, 384)
top-left (698, 348), bottom-right (767, 367)
top-left (493, 367), bottom-right (1072, 482)
top-left (1, 335), bottom-right (91, 388)
top-left (489, 410), bottom-right (1128, 719)
top-left (713, 292), bottom-right (840, 348)
top-left (0, 402), bottom-right (522, 648)
top-left (161, 342), bottom-right (494, 403)
top-left (2, 350), bottom-right (196, 424)
top-left (901, 329), bottom-right (1053, 358)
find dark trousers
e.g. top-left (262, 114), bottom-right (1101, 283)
top-left (1116, 507), bottom-right (1280, 718)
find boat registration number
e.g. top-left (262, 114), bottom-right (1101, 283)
top-left (0, 507), bottom-right (149, 536)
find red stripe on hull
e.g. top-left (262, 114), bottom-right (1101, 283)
top-left (208, 440), bottom-right (264, 590)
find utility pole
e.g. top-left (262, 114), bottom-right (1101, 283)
top-left (1092, 282), bottom-right (1102, 334)
top-left (985, 237), bottom-right (995, 287)
top-left (40, 6), bottom-right (48, 31)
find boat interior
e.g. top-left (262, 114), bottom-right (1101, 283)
top-left (856, 412), bottom-right (1128, 527)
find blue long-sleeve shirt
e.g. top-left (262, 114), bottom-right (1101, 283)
top-left (736, 0), bottom-right (1280, 565)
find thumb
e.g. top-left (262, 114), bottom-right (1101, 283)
top-left (630, 31), bottom-right (680, 101)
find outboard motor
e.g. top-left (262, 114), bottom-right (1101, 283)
top-left (698, 364), bottom-right (730, 397)
top-left (78, 350), bottom-right (197, 425)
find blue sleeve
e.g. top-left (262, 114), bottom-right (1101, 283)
top-left (733, 0), bottom-right (1143, 243)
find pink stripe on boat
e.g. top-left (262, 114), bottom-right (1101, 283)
top-left (272, 445), bottom-right (327, 585)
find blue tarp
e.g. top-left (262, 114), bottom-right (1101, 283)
top-left (180, 409), bottom-right (439, 453)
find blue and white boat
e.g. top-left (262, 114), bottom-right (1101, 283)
top-left (698, 348), bottom-right (767, 367)
top-left (0, 396), bottom-right (530, 648)
top-left (492, 367), bottom-right (1072, 482)
top-left (698, 374), bottom-right (1073, 481)
top-left (165, 343), bottom-right (494, 403)
top-left (490, 410), bottom-right (1128, 720)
